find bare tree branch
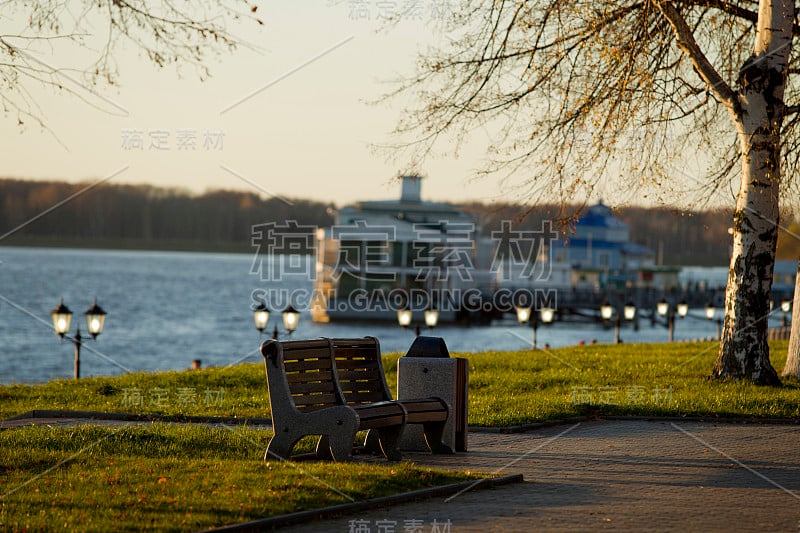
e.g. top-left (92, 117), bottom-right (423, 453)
top-left (655, 1), bottom-right (740, 117)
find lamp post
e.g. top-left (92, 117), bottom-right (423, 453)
top-left (253, 301), bottom-right (300, 339)
top-left (50, 297), bottom-right (106, 380)
top-left (516, 302), bottom-right (555, 349)
top-left (659, 298), bottom-right (688, 341)
top-left (397, 306), bottom-right (439, 337)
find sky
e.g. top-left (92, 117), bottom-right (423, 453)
top-left (0, 1), bottom-right (734, 208)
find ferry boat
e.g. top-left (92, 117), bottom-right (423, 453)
top-left (311, 175), bottom-right (495, 323)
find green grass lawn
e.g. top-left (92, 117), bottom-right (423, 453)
top-left (0, 424), bottom-right (476, 531)
top-left (463, 340), bottom-right (800, 426)
top-left (2, 341), bottom-right (799, 530)
top-left (2, 341), bottom-right (799, 426)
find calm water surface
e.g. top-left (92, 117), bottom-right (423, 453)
top-left (0, 247), bottom-right (747, 384)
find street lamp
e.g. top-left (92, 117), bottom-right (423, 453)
top-left (253, 302), bottom-right (300, 339)
top-left (656, 298), bottom-right (677, 342)
top-left (253, 300), bottom-right (270, 334)
top-left (616, 301), bottom-right (636, 344)
top-left (397, 306), bottom-right (439, 337)
top-left (656, 298), bottom-right (669, 318)
top-left (515, 305), bottom-right (532, 324)
top-left (623, 299), bottom-right (637, 321)
top-left (50, 297), bottom-right (106, 380)
top-left (397, 307), bottom-right (413, 328)
top-left (600, 300), bottom-right (614, 321)
top-left (781, 298), bottom-right (792, 327)
top-left (540, 304), bottom-right (556, 324)
top-left (516, 303), bottom-right (554, 349)
top-left (705, 301), bottom-right (722, 339)
top-left (424, 308), bottom-right (440, 328)
top-left (85, 299), bottom-right (107, 339)
top-left (282, 305), bottom-right (301, 334)
top-left (676, 300), bottom-right (689, 318)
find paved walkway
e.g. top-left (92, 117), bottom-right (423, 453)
top-left (285, 420), bottom-right (800, 532)
top-left (4, 414), bottom-right (799, 530)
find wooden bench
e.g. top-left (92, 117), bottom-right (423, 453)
top-left (261, 338), bottom-right (407, 461)
top-left (330, 337), bottom-right (453, 455)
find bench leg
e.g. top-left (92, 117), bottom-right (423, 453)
top-left (328, 429), bottom-right (357, 461)
top-left (315, 435), bottom-right (333, 460)
top-left (317, 433), bottom-right (355, 461)
top-left (265, 432), bottom-right (299, 461)
top-left (362, 429), bottom-right (381, 454)
top-left (423, 421), bottom-right (454, 454)
top-left (376, 426), bottom-right (404, 461)
top-left (315, 411), bottom-right (359, 462)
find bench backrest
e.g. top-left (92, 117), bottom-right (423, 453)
top-left (261, 338), bottom-right (345, 413)
top-left (330, 337), bottom-right (393, 405)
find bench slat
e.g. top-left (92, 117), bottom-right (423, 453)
top-left (337, 369), bottom-right (383, 381)
top-left (283, 347), bottom-right (331, 361)
top-left (357, 415), bottom-right (405, 428)
top-left (333, 349), bottom-right (377, 359)
top-left (405, 411), bottom-right (448, 423)
top-left (351, 402), bottom-right (405, 417)
top-left (338, 381), bottom-right (384, 391)
top-left (340, 390), bottom-right (386, 404)
top-left (396, 399), bottom-right (447, 410)
top-left (281, 339), bottom-right (331, 350)
top-left (289, 381), bottom-right (339, 395)
top-left (284, 359), bottom-right (332, 372)
top-left (285, 370), bottom-right (333, 383)
top-left (334, 359), bottom-right (380, 370)
top-left (396, 399), bottom-right (448, 421)
top-left (332, 339), bottom-right (377, 349)
top-left (292, 393), bottom-right (337, 407)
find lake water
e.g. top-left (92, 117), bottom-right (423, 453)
top-left (0, 247), bottom-right (765, 384)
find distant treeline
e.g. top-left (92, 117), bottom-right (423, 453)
top-left (1, 178), bottom-right (795, 265)
top-left (0, 179), bottom-right (334, 253)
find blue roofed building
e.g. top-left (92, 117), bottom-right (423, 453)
top-left (549, 201), bottom-right (675, 289)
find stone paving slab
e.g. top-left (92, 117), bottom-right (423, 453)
top-left (284, 420), bottom-right (800, 532)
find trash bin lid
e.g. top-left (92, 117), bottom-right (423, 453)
top-left (404, 336), bottom-right (450, 358)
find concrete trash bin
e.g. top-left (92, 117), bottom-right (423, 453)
top-left (397, 336), bottom-right (468, 452)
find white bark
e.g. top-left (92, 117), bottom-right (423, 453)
top-left (713, 130), bottom-right (781, 384)
top-left (782, 260), bottom-right (800, 377)
top-left (711, 0), bottom-right (793, 385)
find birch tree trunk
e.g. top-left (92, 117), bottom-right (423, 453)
top-left (711, 0), bottom-right (793, 386)
top-left (781, 260), bottom-right (800, 377)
